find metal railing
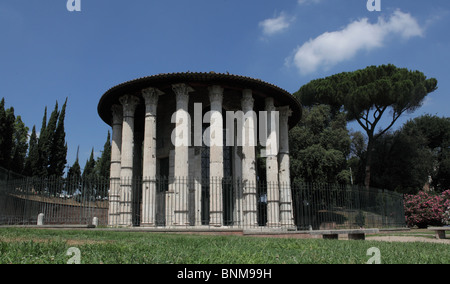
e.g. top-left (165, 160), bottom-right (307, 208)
top-left (292, 182), bottom-right (405, 229)
top-left (0, 176), bottom-right (406, 229)
top-left (0, 176), bottom-right (109, 226)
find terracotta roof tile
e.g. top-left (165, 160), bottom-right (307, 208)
top-left (98, 72), bottom-right (302, 128)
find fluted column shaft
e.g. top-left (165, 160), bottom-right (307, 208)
top-left (241, 89), bottom-right (258, 227)
top-left (169, 83), bottom-right (193, 226)
top-left (119, 95), bottom-right (140, 227)
top-left (265, 98), bottom-right (280, 227)
top-left (208, 85), bottom-right (224, 227)
top-left (108, 105), bottom-right (123, 227)
top-left (278, 106), bottom-right (295, 228)
top-left (141, 87), bottom-right (163, 227)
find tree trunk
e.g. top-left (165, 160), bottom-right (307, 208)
top-left (364, 138), bottom-right (373, 190)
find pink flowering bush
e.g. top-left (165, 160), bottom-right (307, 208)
top-left (444, 206), bottom-right (450, 225)
top-left (404, 190), bottom-right (450, 228)
top-left (443, 190), bottom-right (450, 225)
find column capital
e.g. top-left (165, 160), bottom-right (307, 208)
top-left (265, 97), bottom-right (276, 111)
top-left (119, 95), bottom-right (140, 117)
top-left (242, 89), bottom-right (254, 111)
top-left (142, 87), bottom-right (164, 106)
top-left (277, 106), bottom-right (293, 125)
top-left (277, 106), bottom-right (293, 117)
top-left (172, 83), bottom-right (194, 93)
top-left (208, 85), bottom-right (224, 104)
top-left (172, 83), bottom-right (194, 107)
top-left (111, 104), bottom-right (123, 125)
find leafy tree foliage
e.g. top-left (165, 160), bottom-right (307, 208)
top-left (42, 102), bottom-right (59, 176)
top-left (35, 107), bottom-right (48, 177)
top-left (67, 146), bottom-right (82, 181)
top-left (354, 115), bottom-right (450, 194)
top-left (94, 131), bottom-right (111, 180)
top-left (66, 146), bottom-right (82, 195)
top-left (368, 129), bottom-right (433, 194)
top-left (49, 98), bottom-right (68, 177)
top-left (0, 99), bottom-right (16, 170)
top-left (401, 115), bottom-right (450, 192)
top-left (35, 99), bottom-right (68, 178)
top-left (11, 116), bottom-right (29, 173)
top-left (289, 104), bottom-right (351, 184)
top-left (23, 126), bottom-right (38, 176)
top-left (0, 98), bottom-right (68, 178)
top-left (295, 64), bottom-right (438, 188)
top-left (82, 149), bottom-right (96, 180)
top-left (0, 99), bottom-right (29, 174)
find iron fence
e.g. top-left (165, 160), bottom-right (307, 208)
top-left (0, 176), bottom-right (406, 229)
top-left (0, 176), bottom-right (109, 226)
top-left (292, 182), bottom-right (405, 229)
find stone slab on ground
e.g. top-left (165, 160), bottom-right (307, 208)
top-left (427, 227), bottom-right (450, 239)
top-left (309, 229), bottom-right (380, 240)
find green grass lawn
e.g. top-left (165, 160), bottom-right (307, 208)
top-left (0, 228), bottom-right (448, 264)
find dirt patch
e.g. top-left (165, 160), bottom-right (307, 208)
top-left (0, 237), bottom-right (112, 245)
top-left (366, 236), bottom-right (450, 244)
top-left (65, 239), bottom-right (113, 245)
top-left (245, 233), bottom-right (315, 239)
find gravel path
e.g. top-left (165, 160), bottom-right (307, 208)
top-left (366, 235), bottom-right (450, 244)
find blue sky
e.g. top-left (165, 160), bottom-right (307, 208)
top-left (1, 0), bottom-right (449, 172)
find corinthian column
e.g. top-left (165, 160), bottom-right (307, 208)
top-left (278, 106), bottom-right (295, 228)
top-left (265, 97), bottom-right (280, 228)
top-left (169, 83), bottom-right (193, 227)
top-left (141, 87), bottom-right (164, 227)
top-left (119, 94), bottom-right (140, 227)
top-left (241, 89), bottom-right (258, 228)
top-left (108, 104), bottom-right (123, 227)
top-left (208, 85), bottom-right (224, 227)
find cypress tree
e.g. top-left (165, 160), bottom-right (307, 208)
top-left (82, 149), bottom-right (96, 180)
top-left (67, 146), bottom-right (82, 195)
top-left (23, 125), bottom-right (39, 176)
top-left (0, 98), bottom-right (67, 177)
top-left (37, 107), bottom-right (48, 177)
top-left (33, 100), bottom-right (69, 178)
top-left (50, 98), bottom-right (68, 177)
top-left (68, 146), bottom-right (81, 179)
top-left (0, 106), bottom-right (16, 169)
top-left (10, 116), bottom-right (29, 174)
top-left (46, 102), bottom-right (59, 177)
top-left (0, 98), bottom-right (6, 168)
top-left (82, 149), bottom-right (96, 199)
top-left (95, 131), bottom-right (111, 179)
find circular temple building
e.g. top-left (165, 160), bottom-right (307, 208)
top-left (98, 72), bottom-right (302, 229)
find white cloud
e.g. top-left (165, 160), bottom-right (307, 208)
top-left (288, 10), bottom-right (424, 75)
top-left (259, 12), bottom-right (294, 36)
top-left (422, 96), bottom-right (433, 107)
top-left (297, 0), bottom-right (322, 5)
